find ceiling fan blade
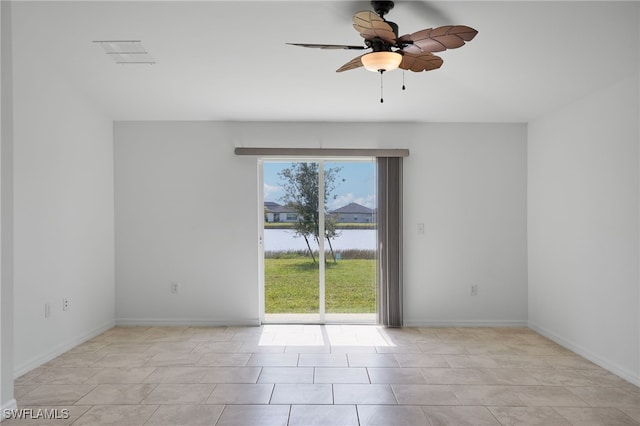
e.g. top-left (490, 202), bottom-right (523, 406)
top-left (402, 25), bottom-right (478, 54)
top-left (352, 11), bottom-right (396, 44)
top-left (399, 52), bottom-right (444, 72)
top-left (336, 54), bottom-right (365, 72)
top-left (287, 43), bottom-right (366, 50)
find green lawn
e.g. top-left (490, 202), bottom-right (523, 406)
top-left (265, 257), bottom-right (376, 313)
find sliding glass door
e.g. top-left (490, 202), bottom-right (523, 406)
top-left (261, 158), bottom-right (377, 323)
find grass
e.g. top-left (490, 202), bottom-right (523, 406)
top-left (265, 255), bottom-right (376, 314)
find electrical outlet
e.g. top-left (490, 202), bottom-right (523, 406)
top-left (45, 303), bottom-right (51, 318)
top-left (470, 284), bottom-right (478, 296)
top-left (63, 298), bottom-right (69, 311)
top-left (417, 223), bottom-right (425, 234)
top-left (171, 282), bottom-right (181, 294)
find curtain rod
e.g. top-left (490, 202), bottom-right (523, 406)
top-left (234, 147), bottom-right (409, 157)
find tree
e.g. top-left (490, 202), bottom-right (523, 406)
top-left (279, 162), bottom-right (342, 263)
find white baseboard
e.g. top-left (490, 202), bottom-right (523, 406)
top-left (403, 319), bottom-right (528, 328)
top-left (0, 399), bottom-right (17, 422)
top-left (115, 318), bottom-right (261, 327)
top-left (528, 320), bottom-right (640, 387)
top-left (13, 320), bottom-right (115, 379)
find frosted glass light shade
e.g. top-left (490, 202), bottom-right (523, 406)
top-left (361, 51), bottom-right (402, 72)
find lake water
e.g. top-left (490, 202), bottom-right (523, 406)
top-left (264, 229), bottom-right (376, 252)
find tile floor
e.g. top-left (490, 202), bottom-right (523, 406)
top-left (8, 325), bottom-right (640, 425)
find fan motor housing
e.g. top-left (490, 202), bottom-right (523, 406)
top-left (371, 1), bottom-right (394, 17)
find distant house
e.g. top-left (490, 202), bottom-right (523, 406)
top-left (330, 202), bottom-right (375, 223)
top-left (264, 202), bottom-right (300, 222)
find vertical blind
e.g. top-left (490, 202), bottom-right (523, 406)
top-left (377, 157), bottom-right (403, 327)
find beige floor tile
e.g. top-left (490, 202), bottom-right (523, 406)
top-left (284, 345), bottom-right (332, 354)
top-left (357, 405), bottom-right (429, 425)
top-left (72, 404), bottom-right (158, 425)
top-left (141, 383), bottom-right (215, 404)
top-left (14, 384), bottom-right (38, 399)
top-left (391, 384), bottom-right (461, 405)
top-left (330, 345), bottom-right (377, 354)
top-left (620, 407), bottom-right (640, 422)
top-left (451, 385), bottom-right (525, 406)
top-left (554, 407), bottom-right (640, 425)
top-left (192, 341), bottom-right (245, 353)
top-left (513, 385), bottom-right (589, 407)
top-left (298, 354), bottom-right (348, 367)
top-left (20, 384), bottom-right (97, 405)
top-left (25, 368), bottom-right (100, 385)
top-left (492, 355), bottom-right (550, 369)
top-left (12, 325), bottom-right (639, 426)
top-left (347, 353), bottom-right (399, 367)
top-left (423, 406), bottom-right (500, 425)
top-left (314, 367), bottom-right (370, 384)
top-left (195, 352), bottom-right (251, 367)
top-left (247, 353), bottom-right (299, 367)
top-left (393, 353), bottom-right (449, 368)
top-left (144, 404), bottom-right (224, 425)
top-left (289, 404), bottom-right (358, 426)
top-left (444, 355), bottom-right (501, 368)
top-left (146, 342), bottom-right (199, 353)
top-left (144, 352), bottom-right (204, 367)
top-left (422, 368), bottom-right (488, 385)
top-left (215, 404), bottom-right (290, 426)
top-left (567, 386), bottom-right (640, 408)
top-left (489, 406), bottom-right (571, 425)
top-left (200, 366), bottom-right (262, 384)
top-left (417, 342), bottom-right (467, 354)
top-left (475, 368), bottom-right (541, 385)
top-left (258, 367), bottom-right (314, 384)
top-left (333, 384), bottom-right (397, 404)
top-left (86, 367), bottom-right (157, 384)
top-left (525, 368), bottom-right (598, 386)
top-left (270, 383), bottom-right (333, 404)
top-left (44, 352), bottom-right (105, 368)
top-left (100, 343), bottom-right (153, 354)
top-left (367, 367), bottom-right (427, 384)
top-left (206, 383), bottom-right (274, 404)
top-left (374, 344), bottom-right (422, 354)
top-left (92, 353), bottom-right (152, 368)
top-left (75, 383), bottom-right (157, 405)
top-left (144, 367), bottom-right (211, 383)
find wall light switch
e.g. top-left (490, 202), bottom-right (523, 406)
top-left (417, 223), bottom-right (425, 234)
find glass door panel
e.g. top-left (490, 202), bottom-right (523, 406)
top-left (262, 159), bottom-right (377, 324)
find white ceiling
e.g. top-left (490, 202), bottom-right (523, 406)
top-left (12, 1), bottom-right (640, 122)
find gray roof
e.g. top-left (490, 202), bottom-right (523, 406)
top-left (264, 201), bottom-right (297, 214)
top-left (331, 202), bottom-right (373, 215)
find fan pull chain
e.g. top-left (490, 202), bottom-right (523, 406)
top-left (379, 70), bottom-right (384, 103)
top-left (402, 71), bottom-right (406, 91)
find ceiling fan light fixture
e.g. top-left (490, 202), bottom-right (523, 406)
top-left (361, 51), bottom-right (402, 72)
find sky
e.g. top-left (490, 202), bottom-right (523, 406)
top-left (263, 160), bottom-right (377, 210)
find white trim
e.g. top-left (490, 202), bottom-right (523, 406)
top-left (528, 321), bottom-right (640, 387)
top-left (115, 318), bottom-right (261, 327)
top-left (318, 159), bottom-right (325, 323)
top-left (0, 399), bottom-right (17, 422)
top-left (13, 320), bottom-right (115, 378)
top-left (403, 319), bottom-right (528, 328)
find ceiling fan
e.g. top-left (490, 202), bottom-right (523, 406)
top-left (288, 1), bottom-right (477, 100)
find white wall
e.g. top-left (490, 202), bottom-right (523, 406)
top-left (12, 26), bottom-right (115, 375)
top-left (114, 121), bottom-right (528, 327)
top-left (528, 75), bottom-right (640, 385)
top-left (0, 0), bottom-right (16, 412)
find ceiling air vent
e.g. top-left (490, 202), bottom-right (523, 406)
top-left (93, 40), bottom-right (155, 65)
